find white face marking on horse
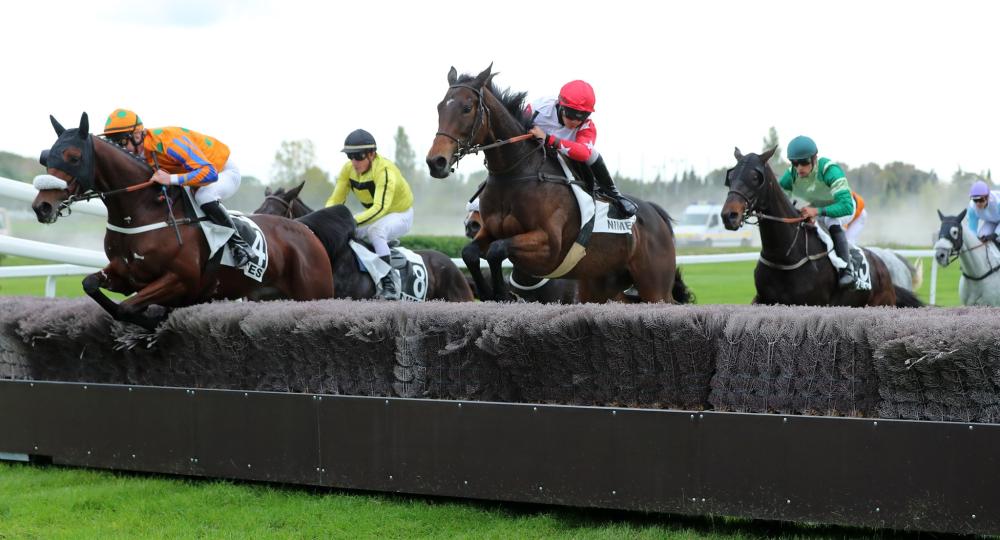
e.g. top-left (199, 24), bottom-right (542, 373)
top-left (445, 98), bottom-right (455, 107)
top-left (133, 252), bottom-right (145, 261)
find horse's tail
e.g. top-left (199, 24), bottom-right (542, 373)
top-left (894, 285), bottom-right (924, 308)
top-left (672, 267), bottom-right (695, 304)
top-left (647, 202), bottom-right (692, 303)
top-left (910, 257), bottom-right (924, 290)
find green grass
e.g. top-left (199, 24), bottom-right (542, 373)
top-left (0, 462), bottom-right (919, 539)
top-left (0, 252), bottom-right (964, 306)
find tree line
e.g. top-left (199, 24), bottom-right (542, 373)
top-left (1, 127), bottom-right (988, 238)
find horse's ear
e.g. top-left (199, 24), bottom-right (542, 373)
top-left (78, 112), bottom-right (89, 138)
top-left (936, 209), bottom-right (944, 221)
top-left (760, 146), bottom-right (777, 163)
top-left (264, 186), bottom-right (272, 196)
top-left (474, 63), bottom-right (493, 86)
top-left (734, 147), bottom-right (743, 161)
top-left (287, 181), bottom-right (305, 199)
top-left (958, 208), bottom-right (967, 222)
top-left (50, 115), bottom-right (65, 136)
top-left (447, 66), bottom-right (458, 85)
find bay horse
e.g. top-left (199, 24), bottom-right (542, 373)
top-left (720, 147), bottom-right (922, 307)
top-left (463, 205), bottom-right (578, 303)
top-left (934, 209), bottom-right (1000, 306)
top-left (254, 184), bottom-right (474, 302)
top-left (426, 65), bottom-right (691, 304)
top-left (31, 113), bottom-right (336, 330)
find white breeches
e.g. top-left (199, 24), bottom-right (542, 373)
top-left (820, 209), bottom-right (867, 243)
top-left (194, 156), bottom-right (241, 206)
top-left (357, 207), bottom-right (414, 257)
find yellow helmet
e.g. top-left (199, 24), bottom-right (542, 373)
top-left (101, 108), bottom-right (143, 136)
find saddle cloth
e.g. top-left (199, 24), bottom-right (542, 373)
top-left (554, 155), bottom-right (637, 235)
top-left (185, 188), bottom-right (269, 282)
top-left (348, 241), bottom-right (429, 301)
top-left (815, 227), bottom-right (872, 291)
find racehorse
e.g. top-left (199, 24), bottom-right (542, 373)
top-left (425, 65), bottom-right (691, 304)
top-left (254, 184), bottom-right (474, 302)
top-left (463, 206), bottom-right (578, 303)
top-left (934, 209), bottom-right (1000, 306)
top-left (720, 147), bottom-right (922, 307)
top-left (31, 113), bottom-right (336, 330)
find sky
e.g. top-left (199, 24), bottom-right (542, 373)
top-left (2, 0), bottom-right (997, 186)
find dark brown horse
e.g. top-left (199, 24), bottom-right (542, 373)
top-left (463, 207), bottom-right (578, 303)
top-left (426, 65), bottom-right (690, 304)
top-left (31, 113), bottom-right (336, 330)
top-left (720, 147), bottom-right (922, 307)
top-left (254, 184), bottom-right (474, 302)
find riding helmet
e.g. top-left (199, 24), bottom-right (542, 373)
top-left (558, 80), bottom-right (596, 113)
top-left (787, 135), bottom-right (818, 160)
top-left (342, 129), bottom-right (377, 153)
top-left (970, 180), bottom-right (990, 198)
top-left (102, 108), bottom-right (143, 136)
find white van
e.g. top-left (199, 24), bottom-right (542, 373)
top-left (674, 203), bottom-right (757, 247)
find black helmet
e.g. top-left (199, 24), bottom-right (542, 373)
top-left (342, 129), bottom-right (377, 153)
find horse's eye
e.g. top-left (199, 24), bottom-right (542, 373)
top-left (951, 228), bottom-right (959, 239)
top-left (462, 105), bottom-right (473, 114)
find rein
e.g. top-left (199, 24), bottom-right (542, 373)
top-left (949, 241), bottom-right (1000, 281)
top-left (727, 158), bottom-right (827, 271)
top-left (436, 83), bottom-right (539, 173)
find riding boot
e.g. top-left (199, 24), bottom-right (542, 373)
top-left (378, 255), bottom-right (400, 300)
top-left (201, 200), bottom-right (257, 268)
top-left (830, 224), bottom-right (855, 288)
top-left (590, 155), bottom-right (637, 217)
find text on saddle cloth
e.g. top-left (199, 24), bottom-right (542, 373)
top-left (348, 241), bottom-right (429, 301)
top-left (814, 226), bottom-right (872, 291)
top-left (186, 188), bottom-right (269, 282)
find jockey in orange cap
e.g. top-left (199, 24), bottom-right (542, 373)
top-left (101, 108), bottom-right (257, 268)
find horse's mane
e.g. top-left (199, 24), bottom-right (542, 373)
top-left (296, 204), bottom-right (356, 255)
top-left (454, 73), bottom-right (533, 131)
top-left (93, 134), bottom-right (154, 175)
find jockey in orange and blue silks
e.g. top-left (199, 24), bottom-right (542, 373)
top-left (968, 180), bottom-right (1000, 247)
top-left (525, 80), bottom-right (637, 217)
top-left (101, 108), bottom-right (257, 268)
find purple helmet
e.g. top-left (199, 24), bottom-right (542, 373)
top-left (970, 180), bottom-right (990, 198)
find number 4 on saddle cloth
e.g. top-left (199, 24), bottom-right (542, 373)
top-left (185, 188), bottom-right (269, 282)
top-left (348, 241), bottom-right (429, 301)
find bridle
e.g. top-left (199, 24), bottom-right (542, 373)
top-left (726, 159), bottom-right (810, 226)
top-left (939, 223), bottom-right (998, 279)
top-left (436, 83), bottom-right (490, 165)
top-left (264, 194), bottom-right (297, 218)
top-left (435, 83), bottom-right (540, 175)
top-left (50, 135), bottom-right (155, 217)
top-left (726, 157), bottom-right (827, 270)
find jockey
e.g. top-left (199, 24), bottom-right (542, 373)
top-left (967, 180), bottom-right (1000, 247)
top-left (526, 80), bottom-right (637, 217)
top-left (100, 108), bottom-right (257, 269)
top-left (325, 129), bottom-right (414, 300)
top-left (779, 135), bottom-right (867, 288)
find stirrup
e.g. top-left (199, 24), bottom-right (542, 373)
top-left (838, 269), bottom-right (855, 288)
